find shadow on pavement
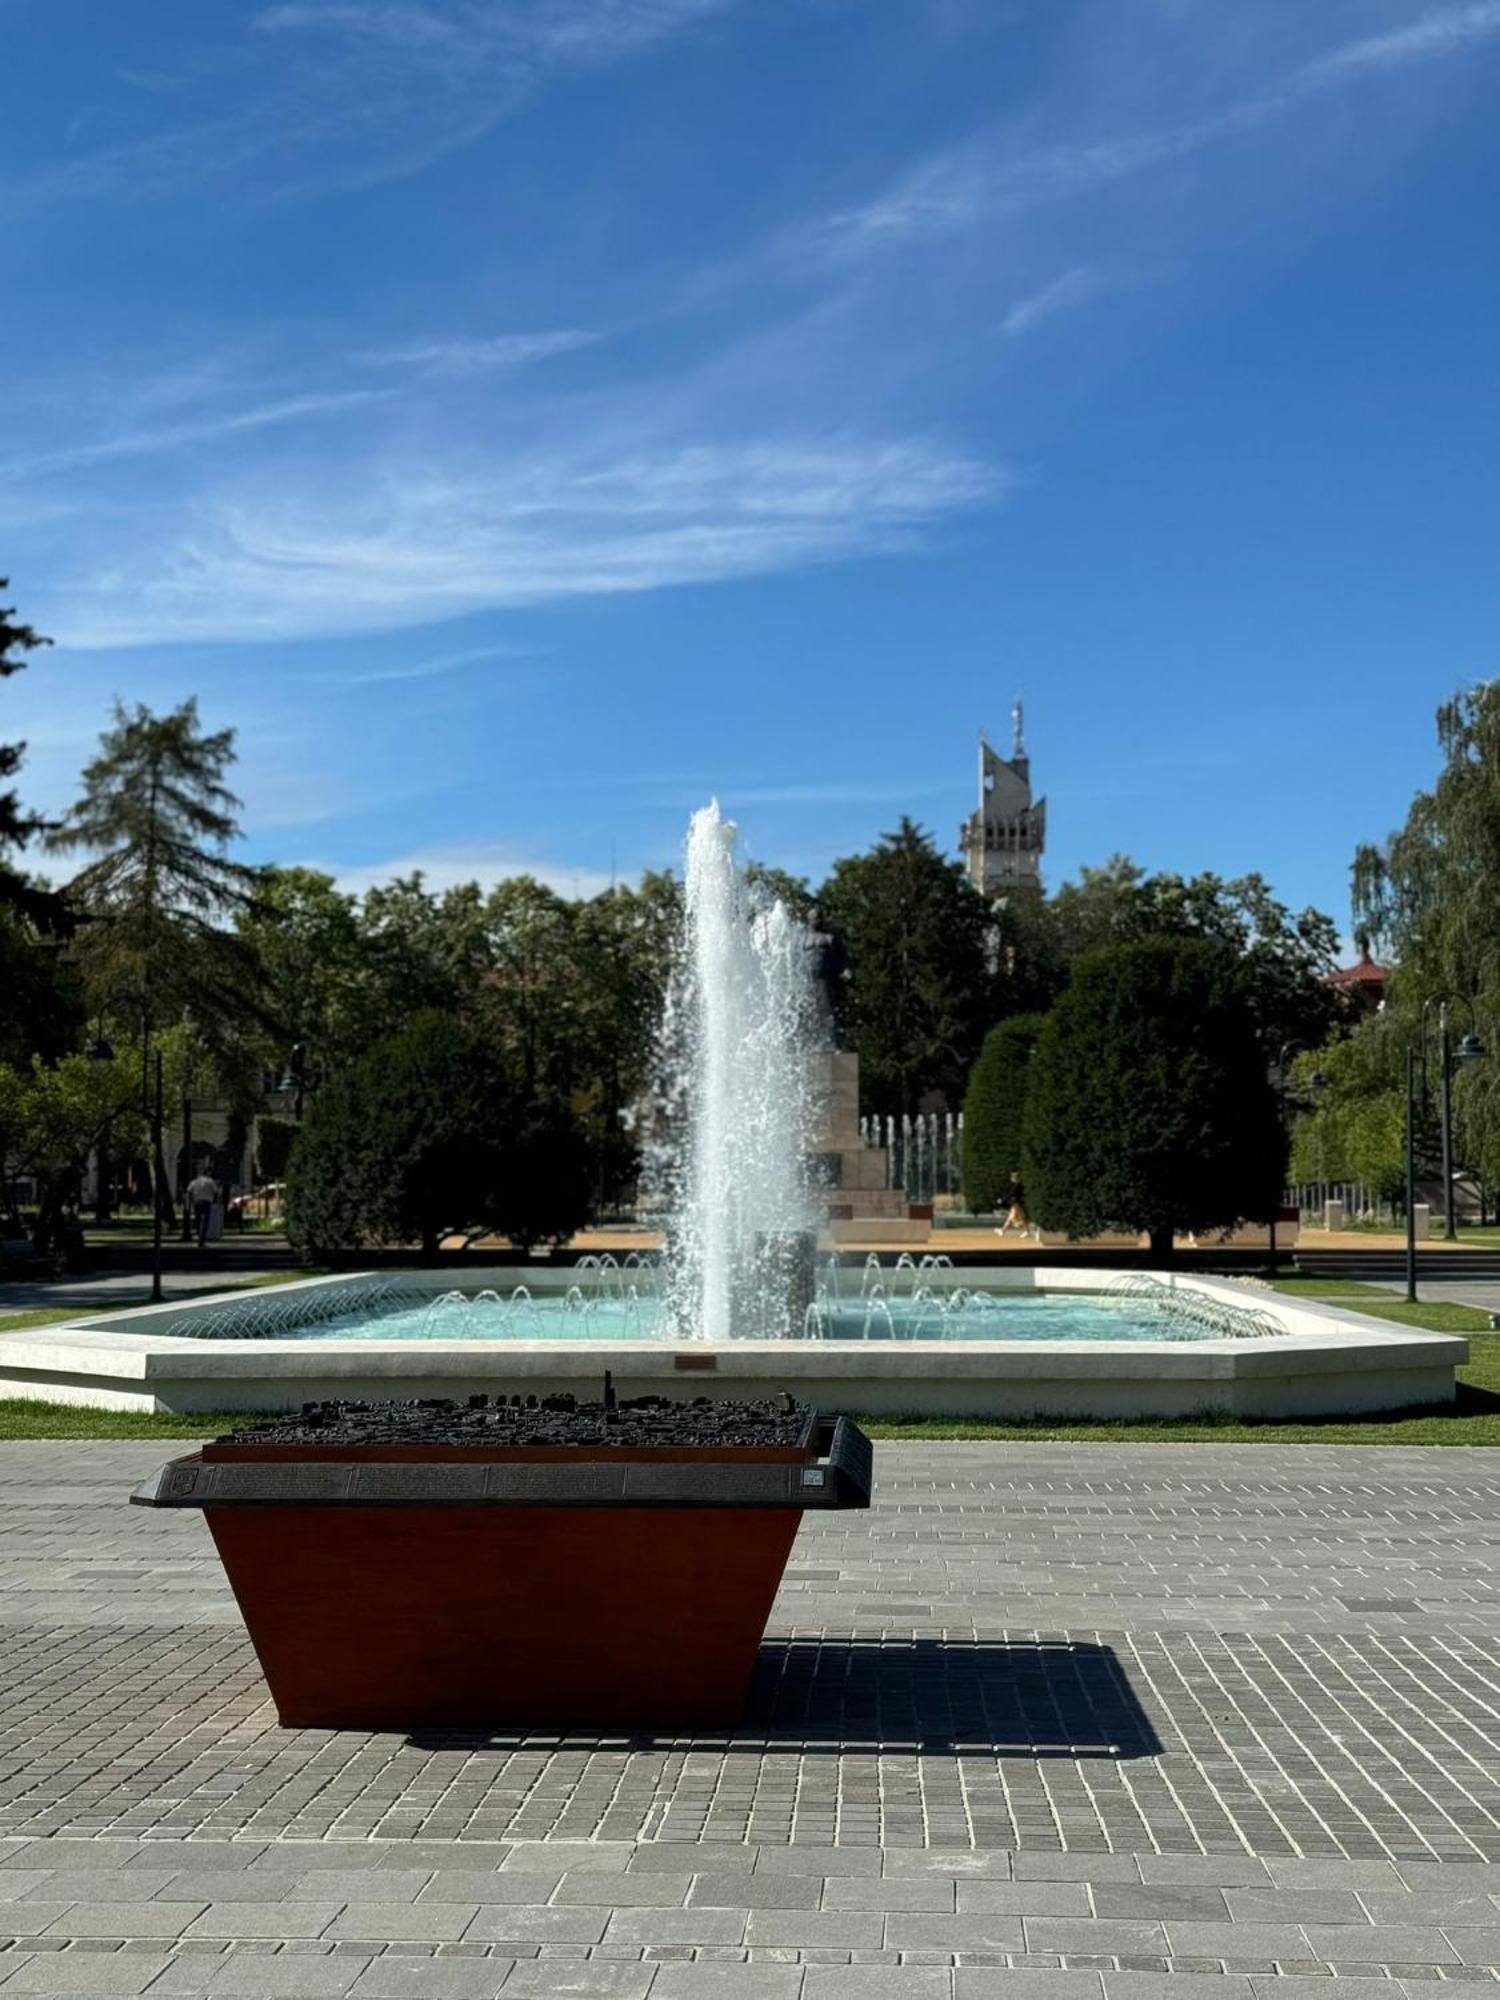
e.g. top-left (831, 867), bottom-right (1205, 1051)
top-left (407, 1639), bottom-right (1162, 1759)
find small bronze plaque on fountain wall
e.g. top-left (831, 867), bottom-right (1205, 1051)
top-left (673, 1353), bottom-right (719, 1371)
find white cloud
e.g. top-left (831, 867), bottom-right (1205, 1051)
top-left (317, 843), bottom-right (617, 899)
top-left (325, 642), bottom-right (539, 685)
top-left (363, 330), bottom-right (601, 378)
top-left (49, 438), bottom-right (1000, 648)
top-left (7, 0), bottom-right (739, 216)
top-left (1000, 266), bottom-right (1103, 338)
top-left (811, 2), bottom-right (1500, 257)
top-left (0, 390), bottom-right (390, 481)
top-left (1298, 0), bottom-right (1500, 81)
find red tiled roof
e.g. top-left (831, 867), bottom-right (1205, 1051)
top-left (1326, 955), bottom-right (1388, 987)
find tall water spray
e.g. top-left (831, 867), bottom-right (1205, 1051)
top-left (662, 802), bottom-right (821, 1340)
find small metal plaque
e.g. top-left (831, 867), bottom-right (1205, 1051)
top-left (673, 1354), bottom-right (718, 1371)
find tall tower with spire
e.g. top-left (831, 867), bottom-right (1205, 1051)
top-left (960, 702), bottom-right (1046, 896)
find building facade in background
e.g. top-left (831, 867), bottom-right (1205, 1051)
top-left (960, 703), bottom-right (1046, 896)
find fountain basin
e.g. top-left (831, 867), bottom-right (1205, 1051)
top-left (132, 1396), bottom-right (873, 1729)
top-left (8, 1267), bottom-right (1466, 1419)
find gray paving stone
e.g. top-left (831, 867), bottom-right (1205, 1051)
top-left (744, 1911), bottom-right (884, 1949)
top-left (960, 1978), bottom-right (1106, 2000)
top-left (553, 1874), bottom-right (691, 1907)
top-left (0, 1955), bottom-right (176, 1994)
top-left (884, 1852), bottom-right (1013, 1879)
top-left (144, 1954), bottom-right (368, 1995)
top-left (1091, 1889), bottom-right (1230, 1922)
top-left (284, 1874), bottom-right (431, 1906)
top-left (143, 1875), bottom-right (309, 1904)
top-left (182, 1903), bottom-right (344, 1940)
top-left (1300, 1924), bottom-right (1462, 1964)
top-left (1434, 1928), bottom-right (1500, 1967)
top-left (959, 1884), bottom-right (1091, 1917)
top-left (1026, 1920), bottom-right (1169, 1957)
top-left (501, 1847), bottom-right (631, 1875)
top-left (804, 1971), bottom-right (953, 1997)
top-left (886, 1912), bottom-right (1028, 1950)
top-left (350, 1962), bottom-right (511, 1999)
top-left (323, 1904), bottom-right (477, 1943)
top-left (1013, 1859), bottom-right (1142, 1885)
top-left (418, 1876), bottom-right (560, 1907)
top-left (820, 1876), bottom-right (954, 1911)
top-left (1222, 1889), bottom-right (1365, 1923)
top-left (1250, 1983), bottom-right (1396, 2000)
top-left (604, 1906), bottom-right (747, 1946)
top-left (466, 1907), bottom-right (608, 1945)
top-left (1104, 1978), bottom-right (1253, 2000)
top-left (691, 1874), bottom-right (819, 1910)
top-left (1363, 1891), bottom-right (1500, 1925)
top-left (1161, 1922), bottom-right (1309, 1961)
top-left (43, 1904), bottom-right (205, 1940)
top-left (647, 1968), bottom-right (802, 1999)
top-left (5, 1882), bottom-right (141, 1911)
top-left (495, 1967), bottom-right (658, 1998)
top-left (1134, 1860), bottom-right (1270, 1888)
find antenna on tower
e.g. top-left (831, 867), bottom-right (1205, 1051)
top-left (1012, 698), bottom-right (1025, 760)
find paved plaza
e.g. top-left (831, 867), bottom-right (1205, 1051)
top-left (3, 1444), bottom-right (1500, 1992)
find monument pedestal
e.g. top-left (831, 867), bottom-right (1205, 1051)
top-left (811, 1052), bottom-right (926, 1241)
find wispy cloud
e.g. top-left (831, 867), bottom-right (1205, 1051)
top-left (1298, 0), bottom-right (1500, 81)
top-left (999, 266), bottom-right (1103, 338)
top-left (325, 642), bottom-right (539, 685)
top-left (50, 438), bottom-right (1000, 648)
top-left (812, 1), bottom-right (1500, 256)
top-left (363, 330), bottom-right (601, 378)
top-left (7, 0), bottom-right (739, 216)
top-left (315, 842), bottom-right (617, 899)
top-left (0, 390), bottom-right (390, 481)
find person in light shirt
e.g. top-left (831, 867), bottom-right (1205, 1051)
top-left (185, 1167), bottom-right (219, 1248)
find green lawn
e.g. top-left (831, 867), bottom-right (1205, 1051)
top-left (0, 1284), bottom-right (1496, 1446)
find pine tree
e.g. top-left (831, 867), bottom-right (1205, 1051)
top-left (0, 579), bottom-right (62, 930)
top-left (47, 700), bottom-right (264, 1078)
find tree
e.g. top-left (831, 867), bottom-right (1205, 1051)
top-left (1287, 1027), bottom-right (1406, 1204)
top-left (47, 700), bottom-right (264, 1075)
top-left (1050, 857), bottom-right (1340, 1053)
top-left (819, 818), bottom-right (994, 1116)
top-left (0, 1051), bottom-right (143, 1250)
top-left (284, 1013), bottom-right (591, 1257)
top-left (962, 1014), bottom-right (1045, 1213)
top-left (0, 580), bottom-right (63, 931)
top-left (1022, 938), bottom-right (1286, 1258)
top-left (1353, 680), bottom-right (1500, 1187)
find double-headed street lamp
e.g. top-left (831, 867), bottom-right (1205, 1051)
top-left (1404, 1006), bottom-right (1486, 1303)
top-left (1420, 996), bottom-right (1484, 1243)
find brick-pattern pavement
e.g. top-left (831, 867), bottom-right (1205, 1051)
top-left (3, 1441), bottom-right (1500, 1991)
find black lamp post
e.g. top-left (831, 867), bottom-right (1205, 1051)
top-left (1405, 1019), bottom-right (1486, 1302)
top-left (150, 1048), bottom-right (165, 1305)
top-left (1421, 996), bottom-right (1482, 1241)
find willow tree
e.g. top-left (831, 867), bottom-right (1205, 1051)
top-left (1353, 680), bottom-right (1500, 1184)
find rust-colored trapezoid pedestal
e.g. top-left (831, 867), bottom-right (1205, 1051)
top-left (135, 1405), bottom-right (873, 1731)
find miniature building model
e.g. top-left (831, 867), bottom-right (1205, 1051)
top-left (960, 703), bottom-right (1046, 896)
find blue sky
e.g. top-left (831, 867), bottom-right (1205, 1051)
top-left (3, 0), bottom-right (1498, 924)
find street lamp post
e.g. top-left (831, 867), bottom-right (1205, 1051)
top-left (150, 1049), bottom-right (165, 1306)
top-left (1405, 1015), bottom-right (1485, 1302)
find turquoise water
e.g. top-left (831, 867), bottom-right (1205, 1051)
top-left (281, 1294), bottom-right (1224, 1344)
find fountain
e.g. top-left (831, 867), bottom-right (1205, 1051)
top-left (660, 801), bottom-right (822, 1341)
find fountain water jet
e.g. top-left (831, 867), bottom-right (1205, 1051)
top-left (662, 802), bottom-right (821, 1340)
